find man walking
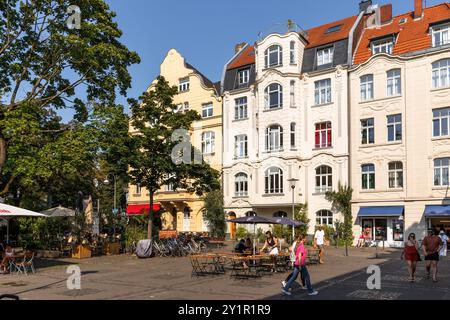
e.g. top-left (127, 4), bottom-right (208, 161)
top-left (422, 229), bottom-right (443, 282)
top-left (314, 226), bottom-right (325, 264)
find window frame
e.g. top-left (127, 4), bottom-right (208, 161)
top-left (235, 173), bottom-right (249, 197)
top-left (314, 78), bottom-right (332, 105)
top-left (433, 107), bottom-right (450, 137)
top-left (431, 23), bottom-right (450, 47)
top-left (265, 125), bottom-right (283, 152)
top-left (387, 114), bottom-right (402, 142)
top-left (387, 69), bottom-right (402, 96)
top-left (432, 59), bottom-right (450, 89)
top-left (362, 164), bottom-right (376, 190)
top-left (234, 97), bottom-right (248, 120)
top-left (317, 47), bottom-right (334, 66)
top-left (179, 78), bottom-right (190, 92)
top-left (264, 83), bottom-right (283, 109)
top-left (434, 157), bottom-right (450, 187)
top-left (388, 162), bottom-right (403, 189)
top-left (234, 134), bottom-right (248, 159)
top-left (315, 165), bottom-right (333, 193)
top-left (201, 131), bottom-right (215, 154)
top-left (361, 118), bottom-right (375, 145)
top-left (360, 74), bottom-right (374, 101)
top-left (237, 68), bottom-right (250, 86)
top-left (315, 122), bottom-right (332, 148)
top-left (201, 103), bottom-right (214, 118)
top-left (265, 45), bottom-right (283, 68)
top-left (316, 210), bottom-right (333, 226)
top-left (371, 38), bottom-right (394, 55)
top-left (264, 167), bottom-right (284, 194)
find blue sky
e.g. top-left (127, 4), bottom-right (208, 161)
top-left (61, 0), bottom-right (444, 121)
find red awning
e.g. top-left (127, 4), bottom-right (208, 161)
top-left (126, 204), bottom-right (161, 215)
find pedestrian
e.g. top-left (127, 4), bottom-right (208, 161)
top-left (438, 229), bottom-right (449, 257)
top-left (422, 229), bottom-right (443, 282)
top-left (234, 239), bottom-right (246, 254)
top-left (314, 226), bottom-right (325, 264)
top-left (356, 231), bottom-right (365, 248)
top-left (282, 234), bottom-right (318, 296)
top-left (400, 233), bottom-right (420, 282)
top-left (281, 235), bottom-right (305, 290)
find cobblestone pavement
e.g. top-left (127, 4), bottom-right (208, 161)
top-left (0, 245), bottom-right (447, 300)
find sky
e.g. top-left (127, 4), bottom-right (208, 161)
top-left (61, 0), bottom-right (444, 121)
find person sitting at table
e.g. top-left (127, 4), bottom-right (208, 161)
top-left (244, 238), bottom-right (253, 251)
top-left (234, 239), bottom-right (246, 254)
top-left (1, 244), bottom-right (14, 274)
top-left (261, 231), bottom-right (279, 272)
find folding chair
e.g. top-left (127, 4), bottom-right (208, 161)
top-left (17, 252), bottom-right (36, 275)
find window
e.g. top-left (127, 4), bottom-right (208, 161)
top-left (290, 122), bottom-right (296, 149)
top-left (273, 211), bottom-right (288, 218)
top-left (290, 41), bottom-right (296, 64)
top-left (360, 74), bottom-right (374, 101)
top-left (234, 97), bottom-right (248, 120)
top-left (387, 69), bottom-right (401, 96)
top-left (265, 125), bottom-right (283, 151)
top-left (361, 118), bottom-right (375, 144)
top-left (165, 173), bottom-right (175, 191)
top-left (238, 68), bottom-right (250, 85)
top-left (372, 38), bottom-right (393, 54)
top-left (326, 25), bottom-right (342, 34)
top-left (316, 210), bottom-right (333, 226)
top-left (315, 166), bottom-right (332, 193)
top-left (202, 103), bottom-right (213, 118)
top-left (387, 114), bottom-right (402, 142)
top-left (433, 107), bottom-right (450, 137)
top-left (235, 173), bottom-right (248, 197)
top-left (135, 183), bottom-right (141, 195)
top-left (432, 24), bottom-right (450, 47)
top-left (290, 80), bottom-right (295, 107)
top-left (265, 45), bottom-right (283, 68)
top-left (179, 78), bottom-right (190, 92)
top-left (315, 122), bottom-right (332, 148)
top-left (234, 135), bottom-right (248, 159)
top-left (246, 211), bottom-right (257, 217)
top-left (432, 59), bottom-right (450, 89)
top-left (201, 131), bottom-right (215, 154)
top-left (264, 83), bottom-right (283, 109)
top-left (317, 47), bottom-right (334, 66)
top-left (434, 158), bottom-right (450, 186)
top-left (265, 167), bottom-right (283, 194)
top-left (184, 102), bottom-right (189, 111)
top-left (362, 164), bottom-right (375, 190)
top-left (388, 162), bottom-right (403, 189)
top-left (314, 79), bottom-right (332, 105)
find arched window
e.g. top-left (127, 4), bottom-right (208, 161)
top-left (235, 173), bottom-right (248, 197)
top-left (201, 131), bottom-right (215, 154)
top-left (265, 167), bottom-right (283, 194)
top-left (264, 83), bottom-right (283, 109)
top-left (273, 211), bottom-right (288, 218)
top-left (315, 165), bottom-right (332, 193)
top-left (316, 210), bottom-right (333, 226)
top-left (265, 125), bottom-right (283, 151)
top-left (265, 45), bottom-right (283, 68)
top-left (432, 59), bottom-right (450, 89)
top-left (245, 211), bottom-right (257, 217)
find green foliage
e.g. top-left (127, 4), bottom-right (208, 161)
top-left (325, 182), bottom-right (354, 246)
top-left (256, 228), bottom-right (266, 244)
top-left (17, 217), bottom-right (73, 250)
top-left (203, 190), bottom-right (226, 237)
top-left (294, 203), bottom-right (309, 236)
top-left (235, 226), bottom-right (250, 240)
top-left (128, 76), bottom-right (220, 238)
top-left (123, 216), bottom-right (148, 249)
top-left (271, 225), bottom-right (291, 241)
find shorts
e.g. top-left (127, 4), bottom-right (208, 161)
top-left (317, 244), bottom-right (324, 250)
top-left (425, 252), bottom-right (439, 261)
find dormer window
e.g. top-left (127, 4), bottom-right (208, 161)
top-left (237, 68), bottom-right (250, 85)
top-left (179, 78), bottom-right (190, 92)
top-left (265, 45), bottom-right (283, 68)
top-left (317, 47), bottom-right (334, 66)
top-left (431, 23), bottom-right (450, 47)
top-left (371, 38), bottom-right (394, 55)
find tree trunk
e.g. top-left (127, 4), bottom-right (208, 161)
top-left (148, 192), bottom-right (154, 239)
top-left (0, 137), bottom-right (6, 174)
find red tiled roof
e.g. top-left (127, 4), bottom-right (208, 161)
top-left (353, 3), bottom-right (450, 65)
top-left (227, 45), bottom-right (255, 70)
top-left (305, 15), bottom-right (358, 48)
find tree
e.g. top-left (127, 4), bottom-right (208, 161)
top-left (325, 182), bottom-right (354, 256)
top-left (294, 202), bottom-right (309, 241)
top-left (0, 0), bottom-right (140, 196)
top-left (203, 190), bottom-right (226, 237)
top-left (128, 76), bottom-right (220, 239)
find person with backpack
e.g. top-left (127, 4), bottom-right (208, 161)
top-left (281, 234), bottom-right (318, 296)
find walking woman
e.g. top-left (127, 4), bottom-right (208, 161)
top-left (282, 234), bottom-right (318, 296)
top-left (401, 233), bottom-right (420, 282)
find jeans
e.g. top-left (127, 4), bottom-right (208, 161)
top-left (284, 265), bottom-right (314, 293)
top-left (285, 268), bottom-right (305, 286)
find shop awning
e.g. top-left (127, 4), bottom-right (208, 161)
top-left (126, 204), bottom-right (161, 215)
top-left (424, 205), bottom-right (450, 217)
top-left (357, 206), bottom-right (404, 217)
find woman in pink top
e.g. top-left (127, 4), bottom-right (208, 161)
top-left (282, 235), bottom-right (318, 296)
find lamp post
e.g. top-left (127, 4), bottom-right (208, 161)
top-left (104, 173), bottom-right (117, 215)
top-left (288, 178), bottom-right (299, 242)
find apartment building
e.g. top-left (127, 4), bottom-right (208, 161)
top-left (127, 49), bottom-right (222, 233)
top-left (349, 1), bottom-right (450, 246)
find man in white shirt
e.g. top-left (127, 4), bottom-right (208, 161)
top-left (439, 229), bottom-right (449, 257)
top-left (314, 226), bottom-right (325, 264)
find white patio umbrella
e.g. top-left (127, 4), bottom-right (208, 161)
top-left (0, 202), bottom-right (48, 243)
top-left (41, 205), bottom-right (75, 217)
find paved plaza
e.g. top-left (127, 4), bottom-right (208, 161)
top-left (0, 244), bottom-right (449, 300)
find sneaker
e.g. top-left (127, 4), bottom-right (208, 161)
top-left (308, 290), bottom-right (318, 296)
top-left (282, 289), bottom-right (291, 296)
top-left (281, 281), bottom-right (286, 288)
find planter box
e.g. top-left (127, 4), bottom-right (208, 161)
top-left (35, 250), bottom-right (61, 259)
top-left (72, 245), bottom-right (91, 259)
top-left (159, 230), bottom-right (177, 239)
top-left (103, 242), bottom-right (120, 255)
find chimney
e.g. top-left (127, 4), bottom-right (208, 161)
top-left (380, 4), bottom-right (393, 24)
top-left (234, 42), bottom-right (247, 54)
top-left (359, 0), bottom-right (373, 13)
top-left (414, 0), bottom-right (423, 19)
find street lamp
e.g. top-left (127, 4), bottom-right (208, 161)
top-left (288, 178), bottom-right (299, 242)
top-left (104, 173), bottom-right (117, 215)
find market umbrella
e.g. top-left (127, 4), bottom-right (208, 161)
top-left (226, 216), bottom-right (281, 255)
top-left (41, 205), bottom-right (76, 217)
top-left (0, 202), bottom-right (48, 243)
top-left (269, 217), bottom-right (305, 227)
